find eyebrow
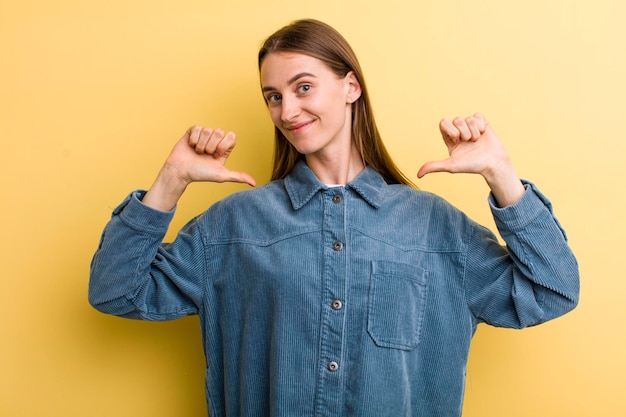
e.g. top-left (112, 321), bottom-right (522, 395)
top-left (261, 72), bottom-right (316, 93)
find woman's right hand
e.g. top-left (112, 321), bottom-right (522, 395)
top-left (142, 126), bottom-right (256, 211)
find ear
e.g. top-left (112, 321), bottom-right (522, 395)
top-left (345, 71), bottom-right (362, 104)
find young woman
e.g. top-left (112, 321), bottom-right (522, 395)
top-left (89, 19), bottom-right (579, 417)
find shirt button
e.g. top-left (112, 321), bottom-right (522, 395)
top-left (332, 241), bottom-right (343, 251)
top-left (332, 194), bottom-right (342, 203)
top-left (331, 300), bottom-right (343, 310)
top-left (328, 361), bottom-right (339, 372)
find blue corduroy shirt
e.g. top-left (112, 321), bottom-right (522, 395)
top-left (89, 160), bottom-right (579, 416)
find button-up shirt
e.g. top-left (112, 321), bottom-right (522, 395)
top-left (89, 160), bottom-right (579, 416)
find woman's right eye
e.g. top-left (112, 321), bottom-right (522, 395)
top-left (267, 94), bottom-right (281, 103)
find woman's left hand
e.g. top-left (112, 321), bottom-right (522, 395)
top-left (417, 113), bottom-right (526, 207)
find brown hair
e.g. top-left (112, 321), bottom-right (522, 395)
top-left (258, 19), bottom-right (414, 186)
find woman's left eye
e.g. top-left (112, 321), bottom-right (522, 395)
top-left (297, 84), bottom-right (311, 94)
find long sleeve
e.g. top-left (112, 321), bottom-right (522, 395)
top-left (88, 191), bottom-right (205, 320)
top-left (464, 181), bottom-right (580, 328)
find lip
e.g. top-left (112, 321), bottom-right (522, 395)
top-left (285, 120), bottom-right (314, 134)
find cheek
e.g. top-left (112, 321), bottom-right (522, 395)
top-left (268, 106), bottom-right (281, 124)
top-left (268, 107), bottom-right (290, 137)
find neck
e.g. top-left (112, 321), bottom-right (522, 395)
top-left (305, 143), bottom-right (365, 185)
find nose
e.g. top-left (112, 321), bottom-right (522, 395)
top-left (280, 95), bottom-right (300, 122)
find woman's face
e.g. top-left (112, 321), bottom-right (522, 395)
top-left (260, 52), bottom-right (361, 160)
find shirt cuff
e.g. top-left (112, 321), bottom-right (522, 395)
top-left (488, 180), bottom-right (562, 233)
top-left (111, 190), bottom-right (176, 234)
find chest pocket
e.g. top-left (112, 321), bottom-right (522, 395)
top-left (367, 261), bottom-right (429, 351)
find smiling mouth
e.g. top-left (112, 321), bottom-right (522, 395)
top-left (285, 120), bottom-right (314, 134)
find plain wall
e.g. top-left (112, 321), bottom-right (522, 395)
top-left (1, 0), bottom-right (624, 415)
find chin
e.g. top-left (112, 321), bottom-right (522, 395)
top-left (285, 138), bottom-right (318, 156)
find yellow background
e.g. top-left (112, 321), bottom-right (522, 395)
top-left (1, 0), bottom-right (623, 415)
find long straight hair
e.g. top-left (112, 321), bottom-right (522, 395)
top-left (258, 19), bottom-right (414, 186)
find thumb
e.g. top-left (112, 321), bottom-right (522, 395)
top-left (222, 169), bottom-right (257, 187)
top-left (417, 159), bottom-right (454, 178)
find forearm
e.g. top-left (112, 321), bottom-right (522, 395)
top-left (487, 182), bottom-right (579, 324)
top-left (466, 182), bottom-right (579, 328)
top-left (88, 191), bottom-right (174, 316)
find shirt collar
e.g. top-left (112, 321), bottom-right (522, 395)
top-left (284, 160), bottom-right (385, 210)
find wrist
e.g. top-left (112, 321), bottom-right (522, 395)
top-left (483, 161), bottom-right (525, 207)
top-left (142, 165), bottom-right (189, 211)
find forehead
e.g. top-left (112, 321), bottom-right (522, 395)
top-left (260, 52), bottom-right (334, 86)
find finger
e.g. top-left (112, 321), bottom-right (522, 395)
top-left (474, 113), bottom-right (487, 133)
top-left (204, 128), bottom-right (226, 155)
top-left (196, 127), bottom-right (217, 154)
top-left (439, 118), bottom-right (460, 143)
top-left (452, 117), bottom-right (472, 140)
top-left (213, 131), bottom-right (236, 159)
top-left (466, 116), bottom-right (481, 141)
top-left (187, 125), bottom-right (204, 148)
